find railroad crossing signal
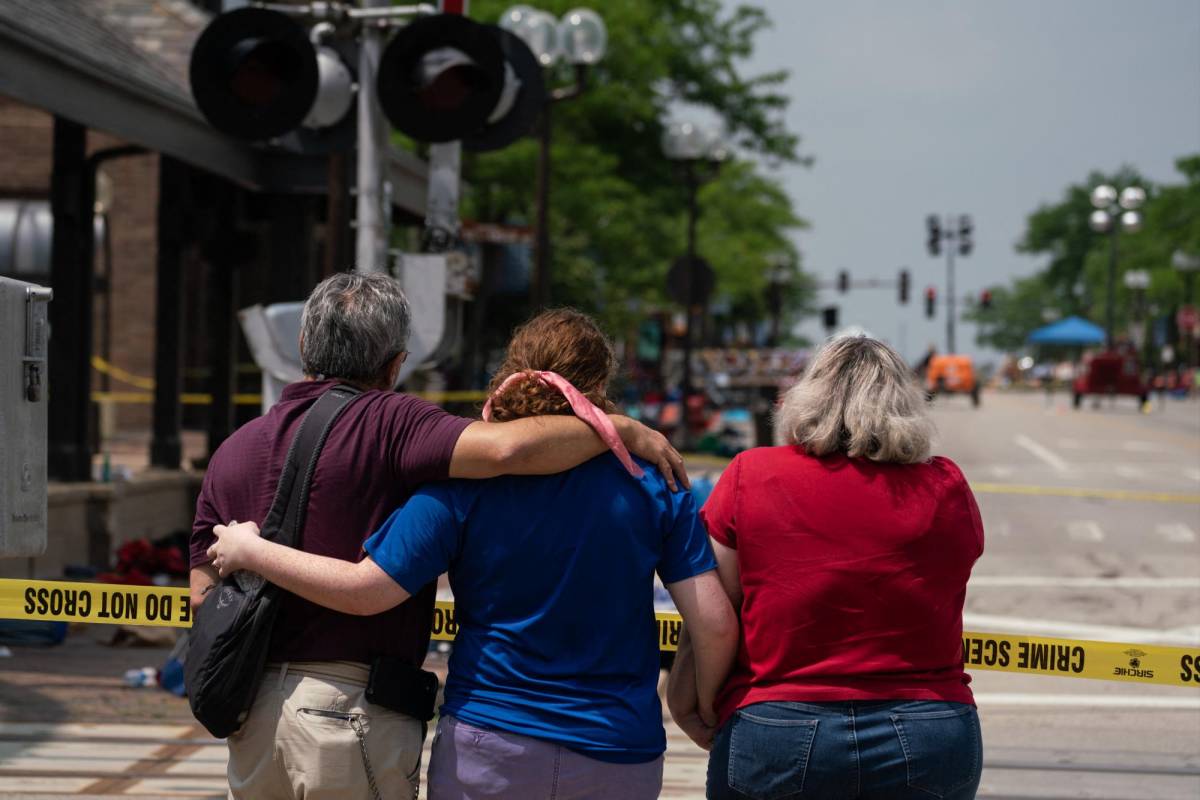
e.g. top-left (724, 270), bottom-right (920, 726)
top-left (189, 7), bottom-right (543, 152)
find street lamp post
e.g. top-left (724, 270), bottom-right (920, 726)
top-left (1123, 269), bottom-right (1150, 354)
top-left (765, 254), bottom-right (792, 347)
top-left (500, 6), bottom-right (607, 310)
top-left (663, 121), bottom-right (726, 448)
top-left (1089, 183), bottom-right (1145, 348)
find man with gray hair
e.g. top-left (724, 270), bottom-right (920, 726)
top-left (189, 272), bottom-right (686, 799)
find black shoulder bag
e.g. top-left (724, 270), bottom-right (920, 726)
top-left (185, 385), bottom-right (360, 739)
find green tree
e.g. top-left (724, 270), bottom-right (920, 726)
top-left (970, 155), bottom-right (1200, 351)
top-left (967, 273), bottom-right (1058, 352)
top-left (454, 1), bottom-right (810, 343)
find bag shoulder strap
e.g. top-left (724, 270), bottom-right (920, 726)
top-left (261, 384), bottom-right (361, 549)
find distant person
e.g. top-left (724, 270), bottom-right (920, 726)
top-left (189, 277), bottom-right (688, 800)
top-left (916, 343), bottom-right (937, 377)
top-left (207, 308), bottom-right (738, 800)
top-left (669, 335), bottom-right (985, 800)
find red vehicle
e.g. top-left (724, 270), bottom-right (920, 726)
top-left (1072, 350), bottom-right (1148, 408)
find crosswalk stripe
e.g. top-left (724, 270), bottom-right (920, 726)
top-left (1067, 520), bottom-right (1104, 542)
top-left (1156, 522), bottom-right (1197, 543)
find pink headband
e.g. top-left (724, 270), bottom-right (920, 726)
top-left (483, 370), bottom-right (645, 479)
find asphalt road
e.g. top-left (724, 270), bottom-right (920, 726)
top-left (0, 389), bottom-right (1195, 799)
top-left (930, 389), bottom-right (1200, 800)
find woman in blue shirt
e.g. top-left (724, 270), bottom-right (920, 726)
top-left (207, 309), bottom-right (738, 799)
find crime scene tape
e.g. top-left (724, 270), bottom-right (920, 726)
top-left (90, 356), bottom-right (487, 406)
top-left (2, 579), bottom-right (1198, 688)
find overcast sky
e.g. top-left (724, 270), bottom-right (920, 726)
top-left (725, 0), bottom-right (1200, 362)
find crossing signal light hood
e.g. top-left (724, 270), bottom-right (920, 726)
top-left (378, 15), bottom-right (545, 151)
top-left (190, 7), bottom-right (348, 142)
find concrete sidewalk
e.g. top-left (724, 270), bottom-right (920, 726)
top-left (0, 632), bottom-right (710, 798)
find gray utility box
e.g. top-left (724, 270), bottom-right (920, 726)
top-left (0, 276), bottom-right (52, 558)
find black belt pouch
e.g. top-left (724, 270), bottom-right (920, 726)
top-left (366, 656), bottom-right (439, 722)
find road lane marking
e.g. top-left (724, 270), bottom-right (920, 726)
top-left (1185, 468), bottom-right (1200, 483)
top-left (968, 482), bottom-right (1200, 504)
top-left (1015, 435), bottom-right (1070, 472)
top-left (1121, 440), bottom-right (1172, 453)
top-left (973, 694), bottom-right (1200, 710)
top-left (969, 576), bottom-right (1200, 589)
top-left (1067, 520), bottom-right (1104, 542)
top-left (987, 465), bottom-right (1015, 479)
top-left (962, 613), bottom-right (1200, 645)
top-left (1156, 523), bottom-right (1197, 543)
top-left (1114, 465), bottom-right (1147, 480)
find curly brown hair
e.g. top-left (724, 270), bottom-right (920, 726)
top-left (485, 308), bottom-right (618, 421)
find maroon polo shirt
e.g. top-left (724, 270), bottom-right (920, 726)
top-left (190, 380), bottom-right (472, 666)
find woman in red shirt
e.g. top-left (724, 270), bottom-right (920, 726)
top-left (669, 335), bottom-right (984, 800)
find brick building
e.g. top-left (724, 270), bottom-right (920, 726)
top-left (0, 0), bottom-right (429, 577)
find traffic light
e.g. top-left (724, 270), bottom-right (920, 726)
top-left (924, 286), bottom-right (937, 318)
top-left (898, 269), bottom-right (910, 304)
top-left (189, 9), bottom-right (544, 151)
top-left (979, 289), bottom-right (993, 310)
top-left (822, 306), bottom-right (839, 330)
top-left (926, 215), bottom-right (941, 256)
top-left (837, 270), bottom-right (850, 293)
top-left (958, 214), bottom-right (973, 256)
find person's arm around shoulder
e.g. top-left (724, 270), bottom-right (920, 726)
top-left (204, 485), bottom-right (462, 616)
top-left (206, 522), bottom-right (410, 615)
top-left (449, 415), bottom-right (689, 490)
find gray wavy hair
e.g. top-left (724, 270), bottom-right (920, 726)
top-left (774, 335), bottom-right (933, 464)
top-left (300, 272), bottom-right (411, 386)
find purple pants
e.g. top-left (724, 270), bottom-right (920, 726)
top-left (427, 715), bottom-right (664, 800)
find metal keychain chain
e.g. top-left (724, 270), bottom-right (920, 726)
top-left (349, 716), bottom-right (383, 800)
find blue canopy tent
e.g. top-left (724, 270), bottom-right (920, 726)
top-left (1027, 316), bottom-right (1105, 346)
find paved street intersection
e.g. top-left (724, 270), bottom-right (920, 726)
top-left (0, 390), bottom-right (1197, 798)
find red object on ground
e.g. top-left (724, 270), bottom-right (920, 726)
top-left (1072, 350), bottom-right (1148, 406)
top-left (1177, 305), bottom-right (1198, 333)
top-left (701, 446), bottom-right (983, 726)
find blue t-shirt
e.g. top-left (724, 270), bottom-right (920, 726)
top-left (364, 452), bottom-right (716, 763)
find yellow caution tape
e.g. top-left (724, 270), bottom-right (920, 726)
top-left (91, 356), bottom-right (156, 390)
top-left (92, 391), bottom-right (264, 407)
top-left (961, 631), bottom-right (1200, 688)
top-left (0, 579), bottom-right (193, 628)
top-left (90, 390), bottom-right (484, 406)
top-left (90, 355), bottom-right (487, 406)
top-left (3, 579), bottom-right (1197, 688)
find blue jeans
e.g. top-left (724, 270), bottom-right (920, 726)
top-left (707, 700), bottom-right (982, 800)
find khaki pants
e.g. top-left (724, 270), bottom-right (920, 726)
top-left (227, 661), bottom-right (426, 800)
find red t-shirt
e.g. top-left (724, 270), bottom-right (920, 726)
top-left (701, 446), bottom-right (983, 724)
